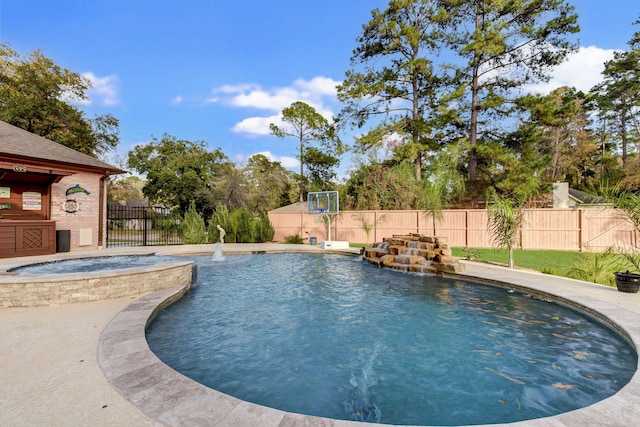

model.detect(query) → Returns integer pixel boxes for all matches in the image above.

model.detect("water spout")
[212,242,225,262]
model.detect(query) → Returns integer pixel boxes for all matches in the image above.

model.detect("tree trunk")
[412,53,422,182]
[621,113,628,166]
[469,12,481,183]
[299,137,304,202]
[508,246,514,268]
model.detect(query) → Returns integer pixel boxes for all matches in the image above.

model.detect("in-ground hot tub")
[0,254,196,307]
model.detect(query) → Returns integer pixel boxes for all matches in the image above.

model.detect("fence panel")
[581,208,637,251]
[269,208,638,252]
[107,206,181,247]
[521,209,580,251]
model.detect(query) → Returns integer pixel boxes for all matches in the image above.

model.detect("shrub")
[158,216,180,243]
[208,205,231,243]
[284,234,304,244]
[462,247,480,261]
[254,211,275,242]
[233,207,253,243]
[567,247,617,286]
[180,201,206,244]
[207,206,274,243]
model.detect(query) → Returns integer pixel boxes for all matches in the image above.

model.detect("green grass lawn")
[353,243,582,276]
[450,248,581,277]
[353,244,630,286]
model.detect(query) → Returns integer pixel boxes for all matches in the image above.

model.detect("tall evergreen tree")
[441,0,579,198]
[517,87,599,189]
[337,0,446,181]
[269,101,340,201]
[590,17,640,179]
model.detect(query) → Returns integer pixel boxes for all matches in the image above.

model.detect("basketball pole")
[324,213,332,241]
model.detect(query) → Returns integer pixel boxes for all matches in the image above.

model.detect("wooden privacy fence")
[268,208,638,252]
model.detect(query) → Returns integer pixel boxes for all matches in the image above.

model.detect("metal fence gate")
[106,205,182,247]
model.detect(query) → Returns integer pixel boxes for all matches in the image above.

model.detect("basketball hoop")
[307,191,339,240]
[307,191,338,216]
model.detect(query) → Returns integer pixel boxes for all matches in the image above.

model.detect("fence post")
[465,210,469,248]
[143,208,148,246]
[578,209,583,252]
[374,211,377,244]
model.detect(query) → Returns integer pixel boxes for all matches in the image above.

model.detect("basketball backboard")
[307,191,339,215]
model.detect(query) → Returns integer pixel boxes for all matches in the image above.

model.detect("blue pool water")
[9,255,176,274]
[146,253,637,426]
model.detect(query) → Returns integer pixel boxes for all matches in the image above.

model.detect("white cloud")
[290,76,339,98]
[211,76,341,136]
[82,72,121,106]
[231,114,281,135]
[171,95,184,105]
[523,46,618,94]
[231,87,301,111]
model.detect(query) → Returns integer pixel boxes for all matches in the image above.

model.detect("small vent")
[22,228,43,249]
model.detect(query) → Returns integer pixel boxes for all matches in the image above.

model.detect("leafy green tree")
[243,154,293,212]
[127,134,227,212]
[515,87,601,190]
[417,145,466,234]
[232,207,253,243]
[107,175,144,203]
[202,161,248,213]
[441,0,579,195]
[600,183,640,273]
[270,101,341,201]
[337,0,446,181]
[302,146,340,192]
[0,43,119,157]
[343,160,420,210]
[471,130,549,200]
[208,206,274,243]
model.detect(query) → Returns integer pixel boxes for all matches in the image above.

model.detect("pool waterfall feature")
[362,234,464,274]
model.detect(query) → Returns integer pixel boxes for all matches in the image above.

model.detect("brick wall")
[51,172,105,250]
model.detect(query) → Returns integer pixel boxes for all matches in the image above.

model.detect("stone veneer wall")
[0,261,194,308]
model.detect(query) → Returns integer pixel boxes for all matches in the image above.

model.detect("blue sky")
[1,1,638,177]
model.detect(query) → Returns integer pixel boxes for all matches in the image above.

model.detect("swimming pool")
[146,253,637,426]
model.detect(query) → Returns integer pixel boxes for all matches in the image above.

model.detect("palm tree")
[487,195,527,268]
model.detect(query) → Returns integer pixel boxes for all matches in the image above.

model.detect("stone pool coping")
[96,250,640,427]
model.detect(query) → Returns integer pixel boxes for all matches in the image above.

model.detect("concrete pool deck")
[1,244,639,426]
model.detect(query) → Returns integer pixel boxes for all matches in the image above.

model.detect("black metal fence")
[106,205,182,247]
